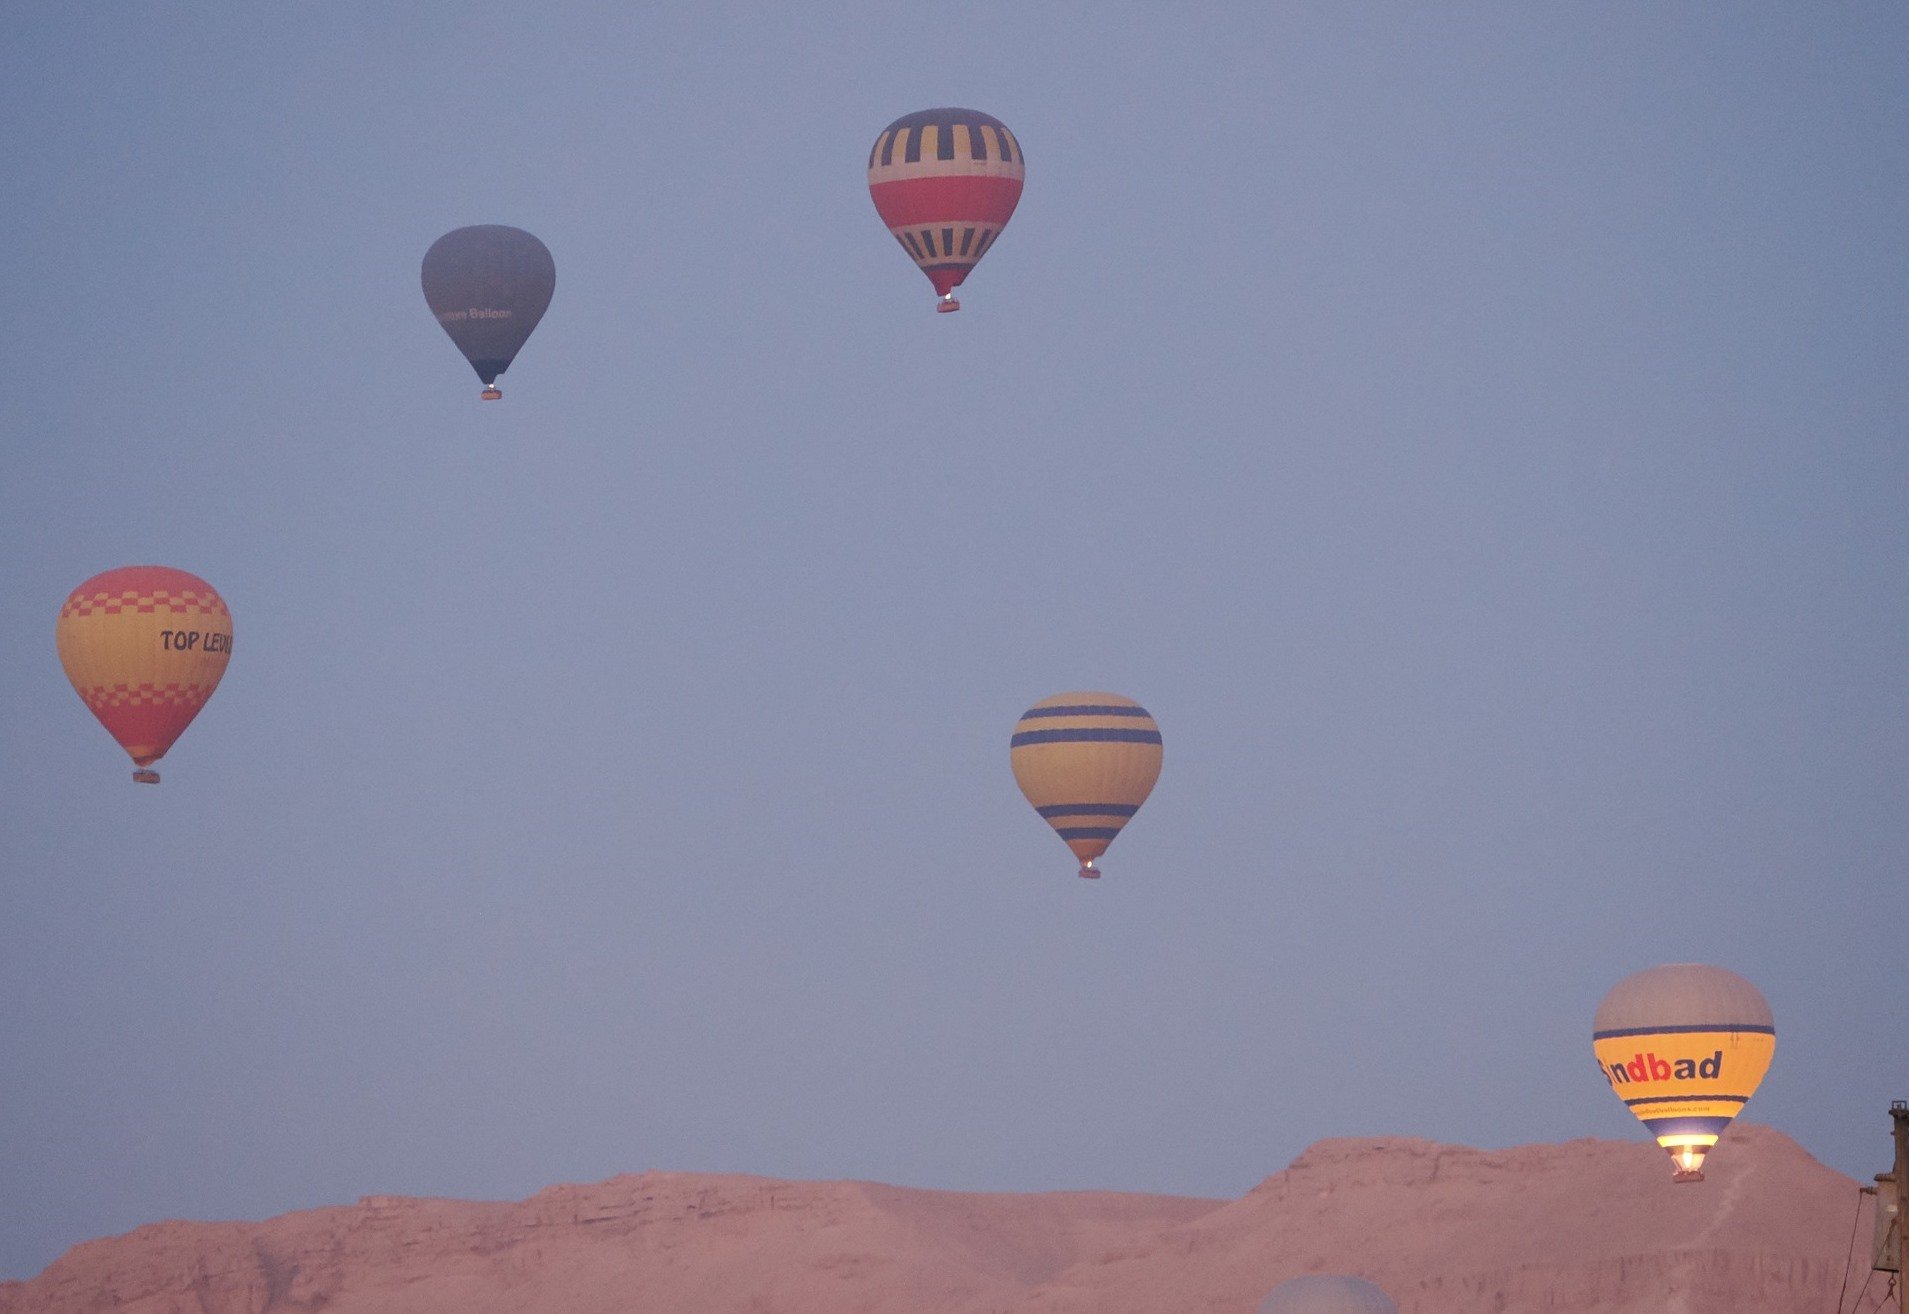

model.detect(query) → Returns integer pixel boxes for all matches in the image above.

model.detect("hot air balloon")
[1011,692,1161,879]
[421,225,555,400]
[1258,1275,1399,1314]
[56,566,233,784]
[1592,963,1775,1182]
[868,108,1024,313]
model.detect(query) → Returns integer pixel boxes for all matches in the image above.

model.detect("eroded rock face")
[0,1125,1872,1314]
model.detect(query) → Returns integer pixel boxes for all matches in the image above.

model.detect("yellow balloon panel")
[1592,1028,1776,1144]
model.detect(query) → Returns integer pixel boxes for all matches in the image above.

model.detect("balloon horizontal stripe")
[868,152,1023,187]
[1035,803,1140,818]
[1641,1116,1732,1133]
[81,683,212,709]
[1594,1024,1776,1039]
[1011,728,1163,747]
[871,176,1023,227]
[61,590,229,618]
[1622,1093,1750,1108]
[1019,704,1155,720]
[1054,827,1122,841]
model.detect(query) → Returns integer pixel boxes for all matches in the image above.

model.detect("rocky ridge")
[0,1124,1876,1313]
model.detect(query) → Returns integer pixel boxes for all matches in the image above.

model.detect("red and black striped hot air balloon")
[868,108,1024,313]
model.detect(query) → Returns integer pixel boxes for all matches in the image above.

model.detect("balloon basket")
[1077,863,1100,880]
[936,296,960,314]
[1668,1144,1709,1182]
[132,768,160,785]
[480,386,503,401]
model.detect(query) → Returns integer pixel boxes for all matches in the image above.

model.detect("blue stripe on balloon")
[1594,1024,1775,1039]
[1036,803,1139,818]
[1639,1115,1734,1136]
[1011,728,1162,747]
[1019,704,1153,720]
[1054,827,1122,841]
[1623,1094,1749,1108]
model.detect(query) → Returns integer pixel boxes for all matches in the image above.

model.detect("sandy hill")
[0,1124,1876,1313]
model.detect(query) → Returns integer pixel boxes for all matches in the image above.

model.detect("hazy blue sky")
[2,2,1903,1283]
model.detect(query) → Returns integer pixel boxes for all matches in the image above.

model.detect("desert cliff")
[0,1123,1874,1313]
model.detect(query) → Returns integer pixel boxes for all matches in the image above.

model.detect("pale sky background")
[1,2,1904,1283]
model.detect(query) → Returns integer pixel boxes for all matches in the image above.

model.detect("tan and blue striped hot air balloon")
[1011,692,1162,879]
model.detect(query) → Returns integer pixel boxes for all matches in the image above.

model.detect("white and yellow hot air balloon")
[1592,963,1775,1182]
[1010,692,1161,879]
[1258,1275,1398,1314]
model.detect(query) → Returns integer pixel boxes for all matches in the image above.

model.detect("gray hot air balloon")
[421,225,555,400]
[1258,1275,1399,1314]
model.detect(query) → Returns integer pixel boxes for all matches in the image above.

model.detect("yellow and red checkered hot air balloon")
[1592,963,1775,1183]
[56,566,233,784]
[868,108,1024,313]
[1011,692,1162,879]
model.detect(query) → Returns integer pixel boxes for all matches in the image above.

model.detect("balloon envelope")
[1592,963,1775,1181]
[868,108,1023,310]
[56,566,232,782]
[1258,1275,1399,1314]
[1010,692,1161,878]
[420,225,555,395]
